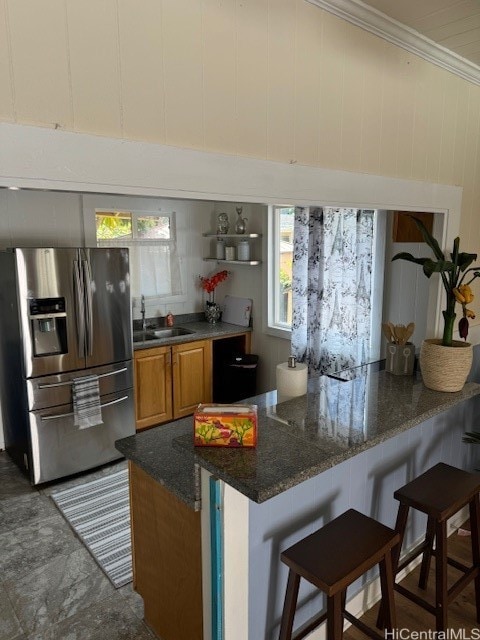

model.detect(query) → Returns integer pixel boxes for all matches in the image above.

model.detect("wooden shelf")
[203,258,261,265]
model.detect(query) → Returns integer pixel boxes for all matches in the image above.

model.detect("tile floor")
[0,451,156,640]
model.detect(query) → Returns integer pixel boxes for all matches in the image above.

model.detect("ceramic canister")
[225,246,236,261]
[237,240,250,261]
[216,239,225,260]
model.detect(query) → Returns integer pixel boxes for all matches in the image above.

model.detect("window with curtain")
[95,210,183,300]
[291,207,376,374]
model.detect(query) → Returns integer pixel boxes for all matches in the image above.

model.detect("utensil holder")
[385,342,415,376]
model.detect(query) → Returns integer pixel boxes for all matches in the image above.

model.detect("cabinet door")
[172,340,212,418]
[129,462,203,640]
[134,346,173,430]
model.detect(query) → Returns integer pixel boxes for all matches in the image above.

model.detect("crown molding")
[306,0,480,86]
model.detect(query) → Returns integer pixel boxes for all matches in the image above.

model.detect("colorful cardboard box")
[194,404,257,447]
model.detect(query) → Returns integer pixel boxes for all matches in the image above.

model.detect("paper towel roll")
[276,361,308,403]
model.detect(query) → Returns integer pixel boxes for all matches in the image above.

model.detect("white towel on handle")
[72,374,103,429]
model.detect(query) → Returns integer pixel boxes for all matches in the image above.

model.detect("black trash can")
[220,353,259,403]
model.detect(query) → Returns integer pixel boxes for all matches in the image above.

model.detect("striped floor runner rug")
[51,468,132,588]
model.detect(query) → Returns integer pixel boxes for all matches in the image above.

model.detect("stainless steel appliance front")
[0,247,134,484]
[29,389,134,484]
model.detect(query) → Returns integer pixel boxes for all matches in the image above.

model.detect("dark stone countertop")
[132,319,252,350]
[116,367,480,510]
[116,417,200,509]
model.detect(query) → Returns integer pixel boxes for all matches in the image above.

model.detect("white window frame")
[95,207,185,305]
[95,208,176,243]
[267,205,293,340]
[81,193,187,308]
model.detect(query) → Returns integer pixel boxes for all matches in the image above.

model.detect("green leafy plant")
[392,217,480,347]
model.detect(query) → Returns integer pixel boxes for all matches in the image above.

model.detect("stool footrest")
[397,541,430,573]
[344,610,386,640]
[448,566,480,603]
[290,612,327,640]
[419,547,471,574]
[446,556,471,574]
[395,583,437,616]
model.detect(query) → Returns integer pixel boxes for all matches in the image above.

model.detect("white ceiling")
[361,0,480,67]
[307,0,480,84]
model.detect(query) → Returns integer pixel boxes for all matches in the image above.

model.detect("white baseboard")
[303,506,470,640]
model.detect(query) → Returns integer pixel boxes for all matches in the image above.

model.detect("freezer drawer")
[27,361,133,411]
[29,388,134,484]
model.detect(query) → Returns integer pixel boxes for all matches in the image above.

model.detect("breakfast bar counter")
[117,366,480,507]
[116,366,480,640]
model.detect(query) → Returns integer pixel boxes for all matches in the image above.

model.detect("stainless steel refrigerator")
[0,247,135,484]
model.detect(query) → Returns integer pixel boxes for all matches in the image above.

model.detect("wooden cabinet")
[134,339,212,431]
[172,340,212,418]
[134,345,173,430]
[129,462,203,640]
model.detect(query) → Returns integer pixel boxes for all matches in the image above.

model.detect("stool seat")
[282,509,399,597]
[394,462,480,520]
[378,462,480,632]
[279,509,399,640]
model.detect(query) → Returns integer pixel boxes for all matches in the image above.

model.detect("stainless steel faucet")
[141,295,146,332]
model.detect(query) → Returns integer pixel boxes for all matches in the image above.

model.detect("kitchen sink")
[152,327,195,338]
[133,327,195,342]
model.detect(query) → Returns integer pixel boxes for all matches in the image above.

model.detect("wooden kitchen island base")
[129,462,203,640]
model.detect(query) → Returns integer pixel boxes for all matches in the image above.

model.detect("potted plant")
[392,217,479,392]
[199,269,229,324]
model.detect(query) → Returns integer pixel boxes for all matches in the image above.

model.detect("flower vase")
[205,300,221,324]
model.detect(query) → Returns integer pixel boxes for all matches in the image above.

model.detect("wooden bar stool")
[378,462,480,631]
[278,508,400,640]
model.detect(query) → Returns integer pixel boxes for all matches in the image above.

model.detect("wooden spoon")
[382,323,394,343]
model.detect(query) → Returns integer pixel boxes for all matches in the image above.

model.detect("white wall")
[0,189,85,248]
[209,202,289,393]
[381,213,431,355]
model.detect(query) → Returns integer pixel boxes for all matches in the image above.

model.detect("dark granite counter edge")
[116,378,480,509]
[190,381,480,504]
[133,320,252,350]
[115,420,202,511]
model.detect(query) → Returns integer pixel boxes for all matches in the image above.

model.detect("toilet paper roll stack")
[276,361,308,404]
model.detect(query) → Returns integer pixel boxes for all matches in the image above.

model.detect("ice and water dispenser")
[29,297,67,356]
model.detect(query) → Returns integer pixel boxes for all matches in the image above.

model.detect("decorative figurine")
[217,212,230,234]
[234,207,248,234]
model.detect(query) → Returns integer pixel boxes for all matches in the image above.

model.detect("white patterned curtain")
[291,207,375,374]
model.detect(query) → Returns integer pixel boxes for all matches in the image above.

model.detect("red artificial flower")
[199,270,229,294]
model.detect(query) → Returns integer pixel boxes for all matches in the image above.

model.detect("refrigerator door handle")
[82,259,94,357]
[38,367,129,389]
[39,395,129,421]
[73,259,85,358]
